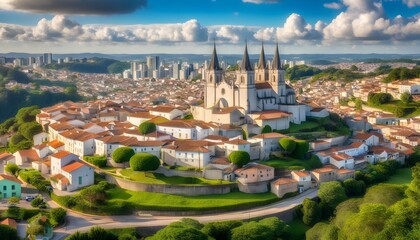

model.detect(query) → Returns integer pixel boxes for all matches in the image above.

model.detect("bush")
[130,153,161,171]
[30,196,45,208]
[0,224,19,240]
[228,151,251,167]
[2,207,40,221]
[202,220,243,240]
[279,138,296,154]
[84,156,107,168]
[258,217,290,238]
[261,125,272,134]
[231,221,275,240]
[302,198,321,226]
[9,133,26,145]
[292,140,309,159]
[50,208,67,226]
[318,181,347,209]
[138,121,156,135]
[343,178,366,197]
[18,122,42,140]
[4,163,20,177]
[112,147,135,163]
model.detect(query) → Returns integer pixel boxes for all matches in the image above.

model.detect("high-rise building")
[172,63,181,79]
[131,61,139,80]
[43,53,52,64]
[28,57,35,66]
[146,56,159,76]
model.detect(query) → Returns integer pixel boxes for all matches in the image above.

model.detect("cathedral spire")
[272,42,281,70]
[240,42,253,71]
[208,42,221,71]
[257,42,266,70]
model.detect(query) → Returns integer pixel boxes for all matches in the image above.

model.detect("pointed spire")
[272,42,281,70]
[240,41,253,71]
[208,41,221,71]
[257,42,266,70]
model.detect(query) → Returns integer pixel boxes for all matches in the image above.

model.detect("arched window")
[241,76,244,83]
[272,76,276,82]
[209,75,213,83]
[259,75,261,81]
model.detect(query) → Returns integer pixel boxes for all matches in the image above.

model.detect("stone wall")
[105,174,236,196]
[237,181,269,193]
[154,166,202,178]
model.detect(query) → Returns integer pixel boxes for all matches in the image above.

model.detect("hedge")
[84,156,107,168]
[112,147,135,163]
[130,153,160,171]
[2,207,41,221]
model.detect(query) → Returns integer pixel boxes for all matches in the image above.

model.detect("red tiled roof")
[62,161,86,173]
[0,174,22,184]
[50,173,69,184]
[0,218,17,228]
[51,150,73,159]
[272,178,297,186]
[48,140,65,149]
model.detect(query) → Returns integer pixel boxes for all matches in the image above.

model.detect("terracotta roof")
[292,171,310,177]
[51,150,73,159]
[150,105,179,113]
[158,120,195,128]
[255,82,272,90]
[272,178,297,186]
[0,174,22,184]
[336,169,355,174]
[0,218,17,229]
[163,140,214,153]
[51,173,69,184]
[33,143,48,150]
[330,153,353,161]
[128,112,156,118]
[62,161,86,173]
[210,157,231,165]
[224,138,249,145]
[255,111,291,120]
[353,133,376,140]
[370,146,398,155]
[310,107,326,113]
[312,167,335,174]
[48,140,65,149]
[205,135,229,142]
[235,163,274,173]
[49,122,75,131]
[14,149,42,161]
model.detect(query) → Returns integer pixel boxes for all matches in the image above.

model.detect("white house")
[161,140,215,168]
[149,106,184,120]
[352,133,380,146]
[127,112,156,126]
[33,132,48,146]
[329,153,355,170]
[366,146,400,164]
[291,171,312,192]
[252,132,286,160]
[223,138,250,156]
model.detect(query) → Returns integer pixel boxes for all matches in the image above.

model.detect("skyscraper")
[146,56,159,76]
[172,62,181,79]
[43,53,52,64]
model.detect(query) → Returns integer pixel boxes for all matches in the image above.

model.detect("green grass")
[288,218,310,240]
[106,187,279,212]
[366,100,420,118]
[385,168,413,185]
[119,169,231,185]
[261,155,323,170]
[288,121,321,133]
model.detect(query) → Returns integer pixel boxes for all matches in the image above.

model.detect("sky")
[0,0,419,54]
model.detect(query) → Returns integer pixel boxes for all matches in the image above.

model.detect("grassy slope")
[119,169,231,185]
[106,188,279,211]
[385,168,413,185]
[261,156,322,170]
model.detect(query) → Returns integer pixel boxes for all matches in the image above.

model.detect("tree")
[18,122,43,140]
[301,198,321,226]
[112,147,135,164]
[138,121,156,135]
[66,232,90,240]
[228,151,251,167]
[0,224,19,240]
[119,234,136,240]
[79,185,107,208]
[318,181,347,209]
[202,220,243,240]
[355,97,362,110]
[15,106,39,124]
[258,217,290,238]
[130,153,160,171]
[7,196,20,206]
[50,208,67,226]
[261,125,272,134]
[31,196,45,208]
[9,133,26,145]
[88,226,111,239]
[231,222,275,240]
[169,218,204,230]
[400,92,413,104]
[343,178,366,197]
[150,223,212,240]
[292,140,309,159]
[5,163,20,177]
[306,222,339,240]
[350,65,358,71]
[279,138,296,155]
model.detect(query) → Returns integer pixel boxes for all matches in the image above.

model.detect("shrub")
[130,153,161,171]
[138,121,156,135]
[0,224,19,240]
[30,196,45,208]
[9,133,26,145]
[292,140,309,159]
[261,125,272,134]
[202,220,243,240]
[258,217,290,238]
[343,178,366,197]
[231,222,275,240]
[112,147,135,163]
[18,122,43,140]
[228,151,251,167]
[84,156,107,168]
[4,163,20,177]
[302,198,321,226]
[318,181,347,209]
[279,138,296,154]
[50,208,67,226]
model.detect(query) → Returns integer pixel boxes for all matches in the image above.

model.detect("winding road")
[49,189,318,240]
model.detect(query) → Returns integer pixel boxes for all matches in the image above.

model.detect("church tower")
[255,43,268,82]
[236,43,257,113]
[205,43,223,108]
[269,43,286,98]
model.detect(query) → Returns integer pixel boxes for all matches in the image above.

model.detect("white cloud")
[323,2,343,10]
[403,0,420,8]
[242,0,279,4]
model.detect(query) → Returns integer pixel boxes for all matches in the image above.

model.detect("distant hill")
[44,57,130,74]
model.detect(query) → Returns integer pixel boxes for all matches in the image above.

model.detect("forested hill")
[0,66,83,122]
[44,57,130,74]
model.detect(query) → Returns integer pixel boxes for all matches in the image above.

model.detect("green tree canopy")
[79,185,107,208]
[400,92,413,104]
[231,222,275,240]
[292,140,309,159]
[130,153,161,171]
[318,181,347,209]
[261,125,272,134]
[18,122,43,140]
[0,224,18,240]
[343,178,366,197]
[228,151,251,167]
[302,198,321,226]
[202,220,243,240]
[279,138,296,154]
[15,106,40,124]
[112,147,135,163]
[5,163,20,177]
[258,217,290,238]
[138,121,156,135]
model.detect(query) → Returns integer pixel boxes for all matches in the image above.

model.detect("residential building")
[271,178,298,198]
[0,174,22,198]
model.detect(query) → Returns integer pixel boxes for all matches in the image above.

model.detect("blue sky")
[0,0,419,54]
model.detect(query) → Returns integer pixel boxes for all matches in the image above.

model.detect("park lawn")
[385,168,413,185]
[288,218,311,240]
[106,187,279,211]
[119,169,231,185]
[261,156,322,170]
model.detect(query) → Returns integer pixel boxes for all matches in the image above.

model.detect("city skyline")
[0,0,419,54]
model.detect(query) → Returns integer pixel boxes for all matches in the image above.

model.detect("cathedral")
[192,43,323,132]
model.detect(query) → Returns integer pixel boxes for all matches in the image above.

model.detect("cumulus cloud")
[254,14,323,43]
[323,2,343,10]
[208,25,259,43]
[242,0,279,4]
[0,16,208,43]
[0,0,147,15]
[403,0,420,8]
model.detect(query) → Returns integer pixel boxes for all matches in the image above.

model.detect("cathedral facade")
[192,43,312,131]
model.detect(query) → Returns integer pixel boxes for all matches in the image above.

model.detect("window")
[12,192,16,197]
[209,76,213,83]
[272,76,276,82]
[241,76,244,83]
[78,176,82,185]
[3,186,6,191]
[11,185,15,190]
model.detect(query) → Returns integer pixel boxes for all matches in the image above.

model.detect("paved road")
[51,189,318,240]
